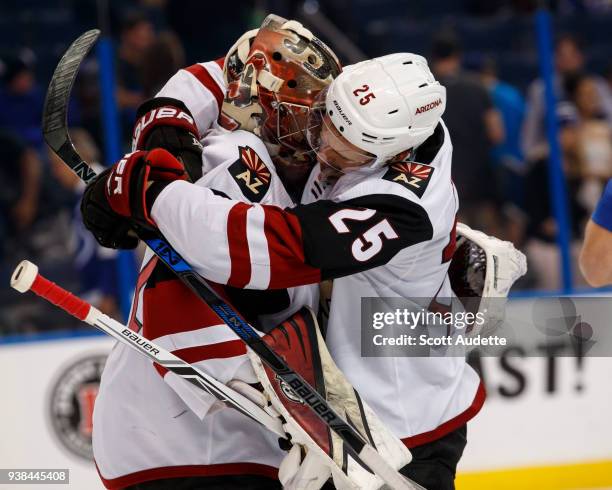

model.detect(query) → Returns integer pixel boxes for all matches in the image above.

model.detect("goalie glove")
[448,222,527,337]
[246,307,415,490]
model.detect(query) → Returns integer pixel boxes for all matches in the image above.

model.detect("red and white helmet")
[307,53,446,170]
[220,14,341,160]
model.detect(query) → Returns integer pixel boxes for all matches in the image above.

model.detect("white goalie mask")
[306,53,446,172]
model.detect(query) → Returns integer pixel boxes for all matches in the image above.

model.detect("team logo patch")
[382,162,434,198]
[228,146,272,202]
[48,354,107,460]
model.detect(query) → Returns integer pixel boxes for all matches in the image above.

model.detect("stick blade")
[42,29,100,183]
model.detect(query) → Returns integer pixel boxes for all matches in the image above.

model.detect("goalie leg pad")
[248,307,412,489]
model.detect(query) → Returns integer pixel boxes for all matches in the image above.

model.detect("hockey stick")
[43,30,417,489]
[10,260,285,437]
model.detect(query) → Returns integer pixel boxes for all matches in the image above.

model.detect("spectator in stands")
[522,34,612,164]
[0,129,41,256]
[522,104,588,289]
[48,129,120,318]
[142,30,185,98]
[478,57,527,242]
[116,11,156,144]
[565,72,612,212]
[479,57,526,176]
[0,52,45,151]
[430,34,504,234]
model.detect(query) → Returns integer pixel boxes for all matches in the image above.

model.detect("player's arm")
[150,179,433,289]
[82,150,433,288]
[579,180,612,287]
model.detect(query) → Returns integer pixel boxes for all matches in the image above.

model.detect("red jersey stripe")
[184,64,224,112]
[215,57,225,69]
[153,362,168,378]
[142,280,224,340]
[172,340,247,364]
[263,206,321,288]
[128,257,158,332]
[227,203,252,288]
[401,380,486,448]
[96,461,278,489]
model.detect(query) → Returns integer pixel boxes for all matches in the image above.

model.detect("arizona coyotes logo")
[382,162,434,198]
[229,146,271,202]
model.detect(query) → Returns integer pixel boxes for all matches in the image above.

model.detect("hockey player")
[81,52,525,489]
[82,15,345,490]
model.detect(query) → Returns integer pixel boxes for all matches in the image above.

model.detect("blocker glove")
[81,148,188,249]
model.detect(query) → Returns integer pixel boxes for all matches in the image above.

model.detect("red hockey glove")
[105,148,187,227]
[81,149,187,249]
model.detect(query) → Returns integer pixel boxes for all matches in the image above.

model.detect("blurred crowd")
[0,0,611,334]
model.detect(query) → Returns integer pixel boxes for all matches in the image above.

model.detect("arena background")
[1,0,611,488]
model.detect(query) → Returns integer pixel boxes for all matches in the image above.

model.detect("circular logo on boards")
[48,354,107,460]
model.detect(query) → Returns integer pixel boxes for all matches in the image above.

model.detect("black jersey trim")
[413,122,445,165]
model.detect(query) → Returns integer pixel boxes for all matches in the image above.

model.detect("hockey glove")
[132,97,204,182]
[81,149,187,249]
[449,222,527,337]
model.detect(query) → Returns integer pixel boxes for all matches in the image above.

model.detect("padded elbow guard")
[132,97,204,181]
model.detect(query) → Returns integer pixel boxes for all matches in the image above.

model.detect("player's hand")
[80,148,188,249]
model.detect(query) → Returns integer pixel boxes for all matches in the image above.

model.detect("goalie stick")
[10,260,284,437]
[43,30,418,489]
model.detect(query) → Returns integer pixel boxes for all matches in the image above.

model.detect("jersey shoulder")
[156,59,226,137]
[197,130,291,206]
[335,122,450,206]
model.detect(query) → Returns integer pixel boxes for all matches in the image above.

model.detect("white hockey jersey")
[149,121,484,451]
[301,122,484,447]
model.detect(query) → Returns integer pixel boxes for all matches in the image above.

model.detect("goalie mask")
[220,14,341,183]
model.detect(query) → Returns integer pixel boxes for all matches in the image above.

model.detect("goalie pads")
[448,222,527,337]
[247,307,414,489]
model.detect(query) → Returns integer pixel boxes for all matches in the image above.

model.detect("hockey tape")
[11,260,91,321]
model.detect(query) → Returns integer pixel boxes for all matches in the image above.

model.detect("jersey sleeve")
[156,59,226,137]
[150,181,433,290]
[592,179,612,231]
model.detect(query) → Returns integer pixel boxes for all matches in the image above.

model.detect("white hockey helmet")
[307,53,446,170]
